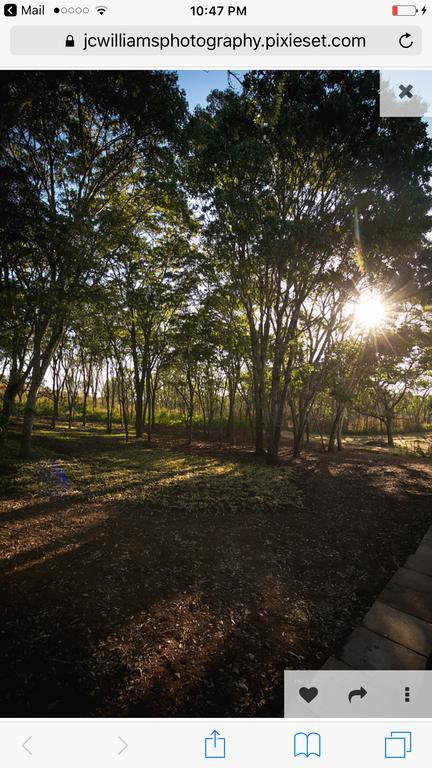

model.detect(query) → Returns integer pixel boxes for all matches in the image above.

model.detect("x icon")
[399,84,414,100]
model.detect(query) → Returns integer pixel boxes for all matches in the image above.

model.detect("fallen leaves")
[1,428,432,716]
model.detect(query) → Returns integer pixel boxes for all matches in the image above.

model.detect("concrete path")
[324,525,432,670]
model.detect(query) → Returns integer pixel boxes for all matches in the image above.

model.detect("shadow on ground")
[1,426,432,716]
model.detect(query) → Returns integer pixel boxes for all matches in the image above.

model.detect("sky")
[175,70,243,110]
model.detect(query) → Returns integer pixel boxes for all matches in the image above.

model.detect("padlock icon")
[65,34,75,47]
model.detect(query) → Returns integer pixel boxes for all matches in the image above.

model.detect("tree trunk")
[51,392,59,429]
[253,375,265,456]
[201,404,208,438]
[293,428,305,458]
[135,392,144,438]
[218,387,226,448]
[19,382,39,459]
[145,368,153,443]
[130,324,144,439]
[115,357,129,442]
[122,398,129,442]
[110,376,115,433]
[81,355,93,428]
[106,360,112,434]
[266,425,281,465]
[267,383,291,465]
[121,389,129,441]
[143,391,149,437]
[92,378,98,411]
[82,390,88,427]
[328,405,343,453]
[186,366,194,446]
[292,403,309,459]
[151,371,159,430]
[385,411,395,447]
[337,414,344,451]
[227,382,236,446]
[18,322,65,458]
[0,378,21,445]
[292,409,310,458]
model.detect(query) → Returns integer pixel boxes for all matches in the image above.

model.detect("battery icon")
[392,4,418,14]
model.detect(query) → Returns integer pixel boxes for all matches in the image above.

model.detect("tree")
[357,331,424,447]
[326,337,368,452]
[104,198,197,440]
[192,70,432,461]
[0,71,188,456]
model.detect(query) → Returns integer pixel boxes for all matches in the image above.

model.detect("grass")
[0,425,302,514]
[279,429,432,458]
[2,422,432,716]
[340,433,432,456]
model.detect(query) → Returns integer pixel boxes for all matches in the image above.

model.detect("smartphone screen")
[1,1,432,765]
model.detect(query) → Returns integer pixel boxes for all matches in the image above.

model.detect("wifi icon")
[95,4,107,13]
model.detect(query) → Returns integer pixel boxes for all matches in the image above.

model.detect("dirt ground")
[1,428,432,717]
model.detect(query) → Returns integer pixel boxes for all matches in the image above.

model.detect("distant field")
[338,434,432,456]
[280,430,432,457]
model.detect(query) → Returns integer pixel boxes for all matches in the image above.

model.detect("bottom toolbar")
[0,719,431,767]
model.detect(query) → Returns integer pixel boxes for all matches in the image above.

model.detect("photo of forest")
[1,70,432,716]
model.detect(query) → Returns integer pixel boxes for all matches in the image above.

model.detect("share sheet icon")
[205,730,226,759]
[348,686,367,703]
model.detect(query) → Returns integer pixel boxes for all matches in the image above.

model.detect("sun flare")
[353,292,387,331]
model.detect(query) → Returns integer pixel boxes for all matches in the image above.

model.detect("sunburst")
[353,291,387,331]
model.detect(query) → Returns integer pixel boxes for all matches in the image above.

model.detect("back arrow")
[22,736,32,755]
[348,686,367,703]
[118,736,128,755]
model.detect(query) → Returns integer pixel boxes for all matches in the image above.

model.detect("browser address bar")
[10,25,422,56]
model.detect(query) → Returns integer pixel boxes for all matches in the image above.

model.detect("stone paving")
[324,525,432,670]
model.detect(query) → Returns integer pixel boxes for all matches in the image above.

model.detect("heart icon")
[299,686,318,703]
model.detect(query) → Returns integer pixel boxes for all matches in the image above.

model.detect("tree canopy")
[1,70,432,462]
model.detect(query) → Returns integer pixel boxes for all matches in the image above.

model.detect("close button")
[399,83,414,99]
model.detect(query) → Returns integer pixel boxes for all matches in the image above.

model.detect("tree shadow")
[1,439,432,716]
